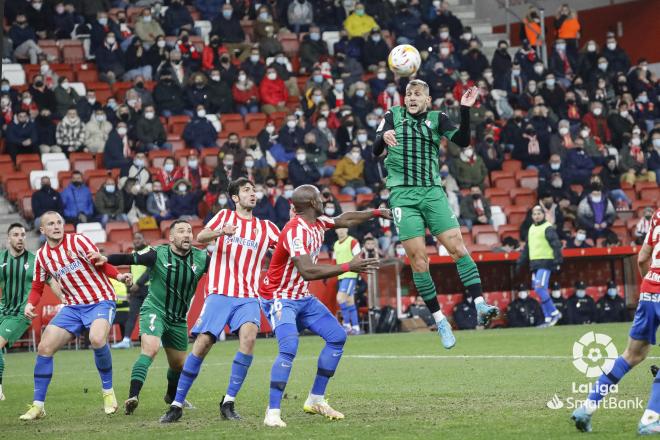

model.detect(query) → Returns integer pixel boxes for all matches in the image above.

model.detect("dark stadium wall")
[493,0,660,64]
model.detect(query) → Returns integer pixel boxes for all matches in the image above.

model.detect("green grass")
[0,323,655,438]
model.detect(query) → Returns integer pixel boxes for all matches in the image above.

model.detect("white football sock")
[172,401,183,408]
[224,394,235,403]
[307,393,325,405]
[584,399,598,415]
[432,310,445,323]
[33,400,44,408]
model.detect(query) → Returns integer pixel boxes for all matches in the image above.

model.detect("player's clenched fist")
[117,272,133,287]
[87,251,107,266]
[383,130,398,146]
[24,303,37,320]
[348,256,380,273]
[222,224,237,236]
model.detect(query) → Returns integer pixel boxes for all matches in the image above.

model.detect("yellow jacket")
[344,13,378,39]
[331,156,365,186]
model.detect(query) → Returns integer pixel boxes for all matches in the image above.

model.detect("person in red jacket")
[172,150,209,191]
[232,69,260,116]
[155,156,180,193]
[581,101,612,144]
[258,67,288,115]
[202,35,229,72]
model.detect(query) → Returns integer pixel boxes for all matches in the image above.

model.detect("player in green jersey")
[92,220,210,415]
[0,224,34,400]
[374,80,498,349]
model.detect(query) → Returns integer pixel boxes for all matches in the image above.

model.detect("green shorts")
[0,314,31,347]
[389,186,459,241]
[139,304,189,352]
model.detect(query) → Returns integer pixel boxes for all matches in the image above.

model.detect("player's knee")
[192,334,214,358]
[37,341,55,356]
[278,334,299,359]
[346,297,355,306]
[325,324,347,346]
[446,236,467,260]
[623,347,648,367]
[410,252,429,272]
[88,334,107,349]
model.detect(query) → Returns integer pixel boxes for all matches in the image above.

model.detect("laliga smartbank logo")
[546,331,643,411]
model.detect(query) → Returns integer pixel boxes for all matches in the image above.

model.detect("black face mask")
[35,81,44,88]
[136,82,144,89]
[120,113,130,121]
[73,181,82,187]
[526,128,536,135]
[514,116,523,123]
[472,194,481,200]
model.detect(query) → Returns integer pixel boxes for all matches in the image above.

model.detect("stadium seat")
[108,228,134,244]
[75,69,99,83]
[490,171,516,191]
[29,170,58,190]
[516,169,538,190]
[0,160,15,177]
[70,152,96,173]
[201,147,220,168]
[19,196,33,220]
[148,150,172,169]
[511,188,536,206]
[497,224,520,241]
[471,225,500,247]
[504,206,528,226]
[336,194,354,202]
[76,222,107,244]
[17,159,43,174]
[3,64,26,85]
[280,35,300,57]
[140,229,162,242]
[159,219,176,236]
[490,205,507,230]
[484,188,511,207]
[356,193,374,206]
[501,160,522,173]
[322,31,340,55]
[42,153,72,174]
[340,202,357,212]
[245,113,267,131]
[96,241,122,254]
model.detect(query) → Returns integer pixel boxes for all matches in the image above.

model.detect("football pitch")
[0,323,654,439]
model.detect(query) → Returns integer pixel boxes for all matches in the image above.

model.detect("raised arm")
[197,223,237,244]
[106,248,158,267]
[373,111,395,157]
[292,254,379,281]
[333,208,391,229]
[449,86,479,148]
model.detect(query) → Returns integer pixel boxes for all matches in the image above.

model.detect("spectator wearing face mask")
[581,101,611,144]
[538,154,568,193]
[277,115,305,158]
[565,137,595,187]
[634,207,654,245]
[272,184,294,229]
[135,9,164,45]
[83,109,112,154]
[602,34,630,74]
[512,123,550,169]
[576,40,599,80]
[599,155,631,209]
[146,180,172,222]
[120,152,152,192]
[95,177,128,226]
[9,14,43,64]
[259,68,289,115]
[169,179,203,220]
[32,176,64,226]
[608,102,635,148]
[548,40,575,86]
[96,32,126,84]
[459,186,492,230]
[566,281,596,325]
[362,29,389,71]
[153,70,186,117]
[566,228,591,249]
[5,110,38,163]
[288,147,321,187]
[648,131,660,184]
[549,281,568,325]
[35,108,58,154]
[163,0,194,36]
[173,151,208,191]
[577,185,616,240]
[53,78,80,119]
[155,157,180,193]
[332,146,372,197]
[619,133,656,186]
[596,281,627,323]
[453,291,479,330]
[56,108,86,154]
[507,284,544,327]
[183,105,218,150]
[251,184,277,223]
[393,241,407,259]
[343,3,378,39]
[104,122,132,172]
[134,105,169,151]
[62,171,95,225]
[232,70,259,116]
[450,146,488,190]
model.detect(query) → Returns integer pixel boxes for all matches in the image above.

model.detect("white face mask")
[267,73,277,80]
[598,63,608,71]
[143,15,152,22]
[464,147,474,158]
[238,74,247,82]
[157,40,166,48]
[631,137,641,146]
[587,44,596,52]
[324,207,335,216]
[551,290,561,299]
[284,189,293,199]
[255,191,264,200]
[350,152,361,162]
[164,163,174,173]
[266,125,275,134]
[224,160,234,168]
[518,291,528,300]
[287,120,297,129]
[550,162,561,170]
[95,114,106,122]
[105,184,115,193]
[188,159,198,169]
[250,54,259,62]
[40,64,49,74]
[462,33,472,40]
[211,75,221,82]
[534,66,544,74]
[439,32,449,39]
[593,107,602,116]
[197,110,206,118]
[134,158,145,168]
[606,42,616,50]
[576,232,586,241]
[546,78,556,88]
[218,197,227,205]
[440,47,450,56]
[317,120,327,129]
[144,111,155,120]
[620,111,629,118]
[555,44,566,51]
[653,139,660,149]
[117,127,127,136]
[127,99,137,107]
[377,72,386,80]
[558,127,569,136]
[357,134,368,143]
[580,129,589,138]
[178,184,187,192]
[576,290,586,298]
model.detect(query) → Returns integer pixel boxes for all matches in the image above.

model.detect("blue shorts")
[630,293,660,345]
[261,296,333,332]
[532,268,551,290]
[50,301,116,336]
[337,278,357,296]
[191,294,261,340]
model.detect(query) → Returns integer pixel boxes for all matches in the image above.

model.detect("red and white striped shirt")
[205,209,280,298]
[260,215,335,301]
[33,233,117,305]
[642,209,660,293]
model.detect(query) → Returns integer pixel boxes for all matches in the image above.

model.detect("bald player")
[260,185,387,428]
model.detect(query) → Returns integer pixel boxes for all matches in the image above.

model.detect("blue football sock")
[226,351,253,398]
[536,287,557,318]
[338,302,349,325]
[588,356,631,402]
[269,324,298,410]
[33,355,53,402]
[348,305,359,327]
[174,353,203,404]
[93,345,113,390]
[309,316,346,396]
[647,368,660,413]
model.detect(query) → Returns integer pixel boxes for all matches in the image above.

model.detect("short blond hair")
[406,79,430,95]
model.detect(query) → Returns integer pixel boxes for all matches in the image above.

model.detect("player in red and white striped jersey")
[160,178,280,423]
[20,212,132,421]
[261,185,387,428]
[572,208,660,434]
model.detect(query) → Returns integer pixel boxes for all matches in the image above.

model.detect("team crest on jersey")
[292,237,304,252]
[67,250,77,260]
[24,262,30,270]
[425,119,432,128]
[190,264,197,273]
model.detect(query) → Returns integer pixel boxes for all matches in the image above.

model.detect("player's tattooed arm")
[638,243,653,277]
[103,249,158,267]
[292,254,380,281]
[197,223,237,243]
[333,209,393,228]
[373,111,395,157]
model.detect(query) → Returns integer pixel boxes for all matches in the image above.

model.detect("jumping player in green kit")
[374,81,499,348]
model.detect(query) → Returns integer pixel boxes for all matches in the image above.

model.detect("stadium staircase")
[0,194,41,252]
[447,0,509,59]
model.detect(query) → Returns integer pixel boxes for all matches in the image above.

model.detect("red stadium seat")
[201,147,220,168]
[472,225,500,247]
[18,160,43,174]
[635,181,658,197]
[516,169,538,190]
[280,36,300,57]
[62,44,85,64]
[97,241,122,254]
[336,194,354,202]
[490,171,516,191]
[356,193,374,207]
[4,173,30,202]
[148,150,172,169]
[511,188,536,206]
[75,69,99,83]
[108,228,133,244]
[505,206,528,226]
[245,113,267,130]
[501,160,522,173]
[222,120,246,133]
[485,188,511,207]
[19,195,33,220]
[15,154,41,166]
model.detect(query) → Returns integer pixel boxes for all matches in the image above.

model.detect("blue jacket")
[252,198,277,223]
[195,0,224,20]
[6,121,38,146]
[566,148,595,185]
[273,196,291,229]
[95,44,124,73]
[288,159,320,187]
[183,117,217,148]
[31,187,64,219]
[61,183,94,218]
[103,130,132,171]
[169,191,202,218]
[163,3,194,35]
[9,25,37,49]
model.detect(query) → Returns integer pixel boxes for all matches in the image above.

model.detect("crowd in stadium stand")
[1,0,659,258]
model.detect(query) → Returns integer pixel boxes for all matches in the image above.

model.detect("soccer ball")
[388,44,421,77]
